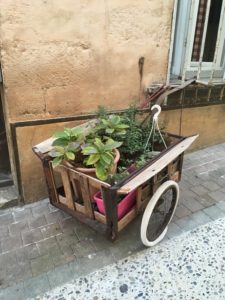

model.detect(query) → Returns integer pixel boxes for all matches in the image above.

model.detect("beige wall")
[0,0,174,122]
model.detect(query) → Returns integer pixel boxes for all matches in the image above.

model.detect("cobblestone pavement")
[1,143,225,299]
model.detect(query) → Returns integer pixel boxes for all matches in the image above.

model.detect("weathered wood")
[42,157,58,205]
[136,187,143,212]
[75,202,86,214]
[94,211,107,224]
[101,186,118,241]
[79,175,94,219]
[58,166,75,210]
[118,207,137,232]
[118,134,198,193]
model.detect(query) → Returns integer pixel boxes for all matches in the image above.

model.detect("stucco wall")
[0,0,174,122]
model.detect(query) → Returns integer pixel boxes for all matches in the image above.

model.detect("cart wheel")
[140,180,179,247]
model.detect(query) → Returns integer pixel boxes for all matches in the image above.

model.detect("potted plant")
[93,189,136,220]
[48,113,129,181]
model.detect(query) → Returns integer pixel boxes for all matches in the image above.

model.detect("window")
[170,0,225,82]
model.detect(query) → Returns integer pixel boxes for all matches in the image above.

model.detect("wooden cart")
[33,125,198,246]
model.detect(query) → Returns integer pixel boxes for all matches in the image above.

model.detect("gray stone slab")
[45,210,64,224]
[72,240,96,258]
[189,210,212,225]
[203,205,225,220]
[31,202,50,217]
[23,274,51,299]
[9,220,29,236]
[47,263,73,289]
[16,244,40,261]
[0,282,25,300]
[22,228,43,245]
[0,225,9,240]
[175,216,199,231]
[216,200,225,212]
[30,253,54,276]
[208,191,225,202]
[12,207,32,222]
[41,223,62,239]
[29,215,47,229]
[191,185,209,196]
[0,212,14,225]
[174,204,192,219]
[166,222,183,239]
[201,181,220,192]
[182,197,204,213]
[1,235,22,252]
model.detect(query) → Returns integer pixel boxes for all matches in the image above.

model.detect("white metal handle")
[151,104,161,121]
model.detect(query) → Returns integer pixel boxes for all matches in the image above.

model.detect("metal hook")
[151,104,161,121]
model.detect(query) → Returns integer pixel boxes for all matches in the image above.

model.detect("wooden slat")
[75,202,86,214]
[79,175,94,219]
[59,167,75,210]
[118,135,198,194]
[94,211,107,224]
[136,187,143,212]
[118,207,137,232]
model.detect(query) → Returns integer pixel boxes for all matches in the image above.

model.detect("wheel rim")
[146,185,177,242]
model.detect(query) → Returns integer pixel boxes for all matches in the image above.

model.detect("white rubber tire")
[140,180,179,247]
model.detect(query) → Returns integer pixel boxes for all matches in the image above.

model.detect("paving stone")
[48,203,59,212]
[189,210,212,225]
[191,185,209,196]
[41,223,62,239]
[175,216,199,231]
[174,204,192,219]
[22,228,43,245]
[216,200,225,212]
[0,212,14,226]
[197,195,217,208]
[1,235,22,252]
[23,274,51,299]
[30,253,54,276]
[72,240,96,258]
[16,244,40,261]
[29,215,47,229]
[0,282,25,300]
[0,225,9,240]
[74,224,97,240]
[9,220,29,236]
[203,205,225,220]
[208,191,225,202]
[37,236,60,255]
[31,202,50,217]
[70,249,115,280]
[182,197,204,213]
[45,210,64,224]
[47,263,73,289]
[201,181,220,192]
[166,222,183,239]
[12,207,32,222]
[56,231,79,254]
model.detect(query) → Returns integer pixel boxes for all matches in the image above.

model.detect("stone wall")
[0,0,174,202]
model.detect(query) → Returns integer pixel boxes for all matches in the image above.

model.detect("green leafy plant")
[95,115,129,139]
[49,127,85,167]
[82,138,122,180]
[49,144,80,168]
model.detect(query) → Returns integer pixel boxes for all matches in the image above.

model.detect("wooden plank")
[79,175,94,219]
[136,187,143,212]
[118,207,137,232]
[94,211,107,224]
[118,134,198,194]
[75,202,86,214]
[59,167,75,210]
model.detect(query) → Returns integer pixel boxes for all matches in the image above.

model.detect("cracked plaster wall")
[0,0,174,202]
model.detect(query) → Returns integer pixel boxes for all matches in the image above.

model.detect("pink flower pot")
[94,189,136,220]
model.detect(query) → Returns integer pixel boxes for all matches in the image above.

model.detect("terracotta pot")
[93,189,136,220]
[65,149,120,178]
